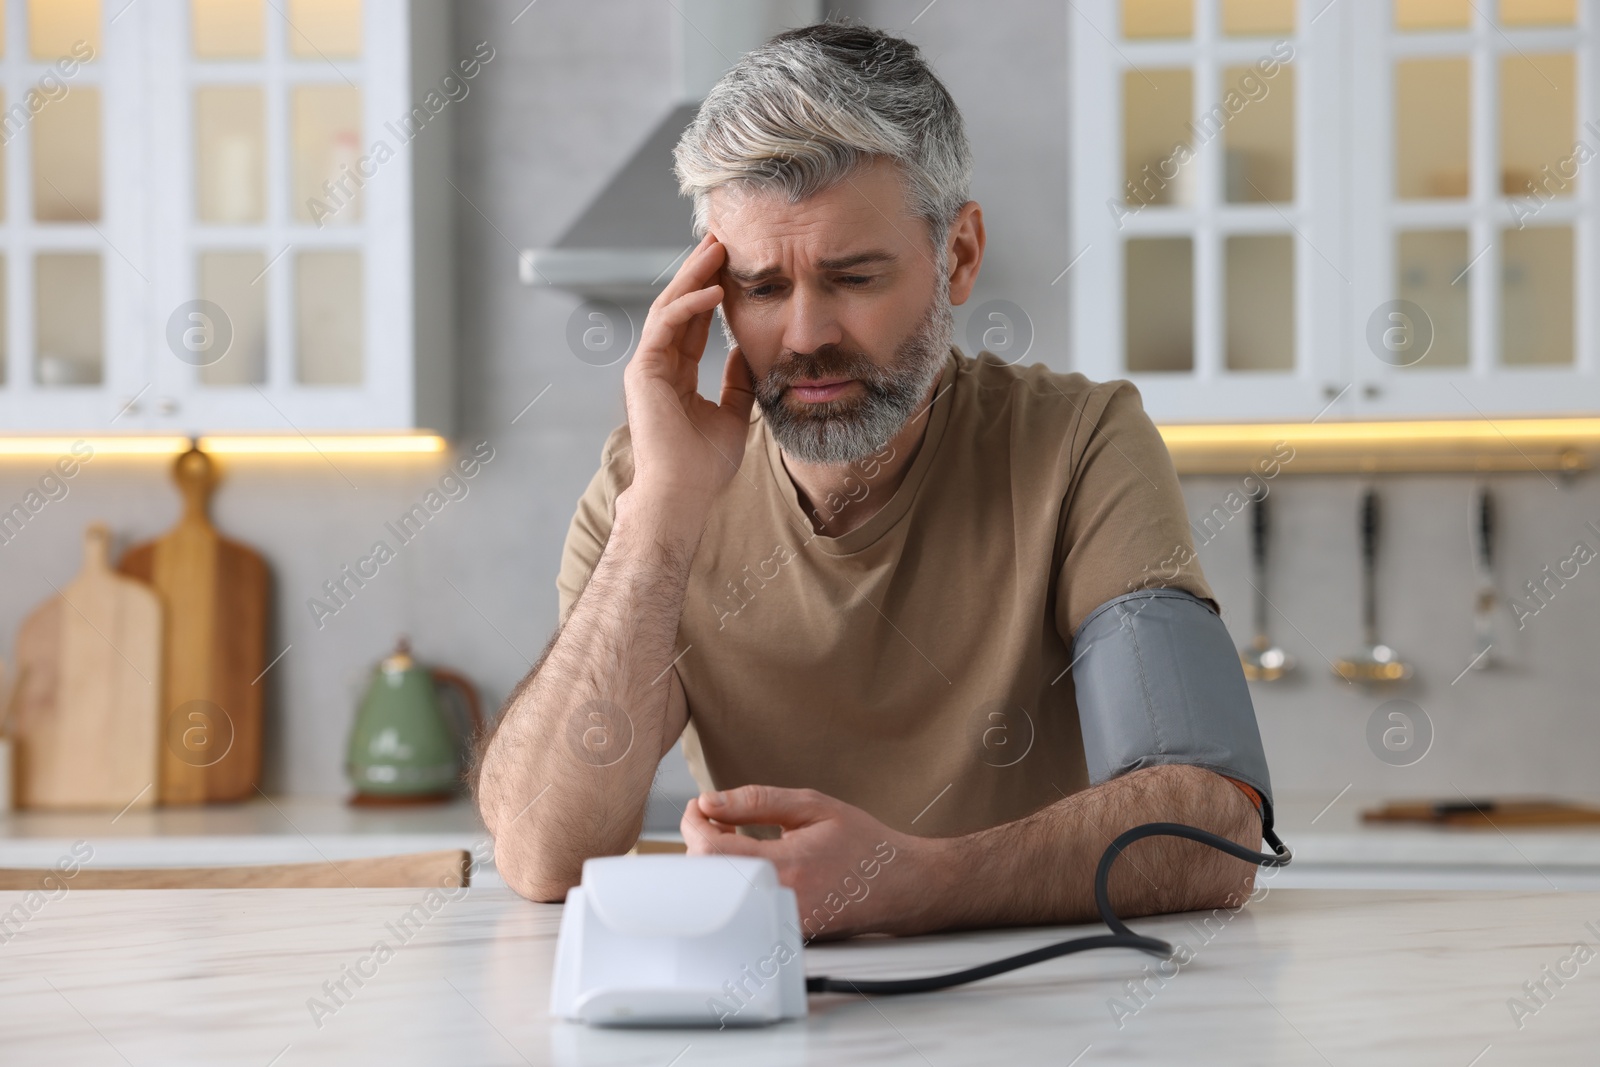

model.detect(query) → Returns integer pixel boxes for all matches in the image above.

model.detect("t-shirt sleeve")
[1052,380,1215,642]
[555,422,635,626]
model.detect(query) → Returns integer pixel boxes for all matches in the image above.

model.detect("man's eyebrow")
[722,250,899,284]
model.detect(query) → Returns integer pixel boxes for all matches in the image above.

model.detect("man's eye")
[745,285,777,300]
[837,275,873,287]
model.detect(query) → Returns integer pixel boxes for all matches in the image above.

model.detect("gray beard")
[722,279,954,466]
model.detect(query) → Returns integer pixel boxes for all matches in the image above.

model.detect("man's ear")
[945,201,986,306]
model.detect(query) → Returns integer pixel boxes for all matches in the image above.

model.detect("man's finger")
[649,231,711,312]
[681,799,768,858]
[634,284,724,369]
[651,232,725,314]
[699,785,826,828]
[719,345,755,421]
[680,797,735,835]
[682,304,714,366]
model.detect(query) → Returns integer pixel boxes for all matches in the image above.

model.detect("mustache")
[755,347,885,399]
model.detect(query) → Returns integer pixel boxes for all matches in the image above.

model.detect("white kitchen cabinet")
[1069,0,1600,423]
[0,0,454,434]
[1346,0,1598,420]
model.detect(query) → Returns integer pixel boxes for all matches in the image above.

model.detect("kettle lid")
[381,636,415,674]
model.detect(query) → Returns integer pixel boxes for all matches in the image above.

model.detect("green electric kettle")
[346,638,482,804]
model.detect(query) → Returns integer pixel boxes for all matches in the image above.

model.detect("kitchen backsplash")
[1185,472,1600,800]
[2,0,1596,803]
[3,448,1596,802]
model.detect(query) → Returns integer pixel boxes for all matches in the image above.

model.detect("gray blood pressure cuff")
[1070,588,1275,831]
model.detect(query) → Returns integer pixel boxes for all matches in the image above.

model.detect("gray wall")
[1,1,1596,821]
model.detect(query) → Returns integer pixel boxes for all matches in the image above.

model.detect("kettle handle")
[430,668,483,744]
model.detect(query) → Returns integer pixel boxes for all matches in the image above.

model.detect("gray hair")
[672,21,973,256]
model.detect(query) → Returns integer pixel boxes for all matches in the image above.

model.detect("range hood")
[519,0,822,301]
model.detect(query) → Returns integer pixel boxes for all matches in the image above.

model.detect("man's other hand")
[680,785,945,941]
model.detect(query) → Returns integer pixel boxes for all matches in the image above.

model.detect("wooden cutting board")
[119,448,271,805]
[13,523,162,810]
[1363,798,1600,827]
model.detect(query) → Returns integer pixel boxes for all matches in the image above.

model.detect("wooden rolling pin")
[0,849,470,890]
[1363,798,1600,828]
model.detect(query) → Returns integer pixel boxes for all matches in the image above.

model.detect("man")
[476,21,1273,939]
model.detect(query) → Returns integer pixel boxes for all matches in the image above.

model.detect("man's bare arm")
[475,231,754,902]
[920,765,1261,933]
[474,492,702,901]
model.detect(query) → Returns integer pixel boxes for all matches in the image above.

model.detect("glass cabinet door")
[0,0,149,429]
[145,0,406,432]
[1071,0,1344,422]
[0,0,416,433]
[1073,0,1599,421]
[1349,0,1592,417]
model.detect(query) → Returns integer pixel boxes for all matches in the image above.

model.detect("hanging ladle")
[1333,488,1413,684]
[1240,493,1294,681]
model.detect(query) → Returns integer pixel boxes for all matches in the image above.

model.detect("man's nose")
[780,284,844,357]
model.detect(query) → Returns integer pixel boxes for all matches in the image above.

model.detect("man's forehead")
[706,163,917,272]
[721,247,900,284]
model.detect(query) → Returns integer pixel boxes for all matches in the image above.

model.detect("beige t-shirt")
[556,346,1213,838]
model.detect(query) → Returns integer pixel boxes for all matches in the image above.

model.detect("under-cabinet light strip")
[197,435,449,455]
[2,418,1599,467]
[0,435,449,457]
[1158,417,1600,474]
[1158,417,1600,447]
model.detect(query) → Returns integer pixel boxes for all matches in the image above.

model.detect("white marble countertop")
[1,881,1595,1065]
